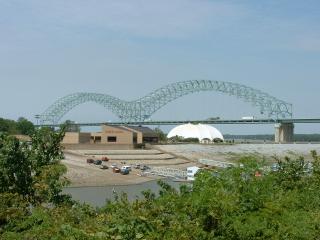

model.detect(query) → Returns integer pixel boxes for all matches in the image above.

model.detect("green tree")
[16,117,35,135]
[0,118,17,134]
[154,127,167,142]
[30,125,69,204]
[0,126,69,235]
[0,135,33,196]
[30,126,66,170]
[0,117,35,135]
[64,120,80,132]
[0,126,68,204]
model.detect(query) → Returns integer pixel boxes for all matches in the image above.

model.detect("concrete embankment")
[154,143,320,162]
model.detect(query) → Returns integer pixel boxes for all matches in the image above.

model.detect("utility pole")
[34,114,40,125]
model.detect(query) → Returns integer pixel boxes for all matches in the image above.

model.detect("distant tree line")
[0,117,35,135]
[64,120,81,132]
[0,117,82,136]
[169,136,199,143]
[154,127,167,142]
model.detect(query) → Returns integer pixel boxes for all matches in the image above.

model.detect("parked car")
[140,165,150,171]
[120,168,129,175]
[121,166,132,172]
[134,164,141,169]
[94,160,102,165]
[271,163,280,172]
[111,163,118,169]
[113,167,120,173]
[101,156,109,161]
[87,159,94,164]
[100,165,108,170]
[304,162,313,174]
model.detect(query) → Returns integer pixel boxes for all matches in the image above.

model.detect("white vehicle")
[121,165,132,172]
[187,166,200,181]
[241,116,255,120]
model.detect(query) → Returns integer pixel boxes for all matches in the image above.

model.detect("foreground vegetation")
[1,128,320,239]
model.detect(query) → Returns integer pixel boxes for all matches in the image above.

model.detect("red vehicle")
[101,156,109,161]
[86,159,94,164]
[255,171,262,177]
[113,167,120,173]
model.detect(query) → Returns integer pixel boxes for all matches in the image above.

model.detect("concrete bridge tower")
[275,123,294,143]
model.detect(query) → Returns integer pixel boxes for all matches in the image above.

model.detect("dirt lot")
[62,149,193,187]
[63,151,162,187]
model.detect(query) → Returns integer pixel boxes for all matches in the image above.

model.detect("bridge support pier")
[275,123,294,143]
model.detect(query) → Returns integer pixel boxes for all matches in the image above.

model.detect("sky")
[0,0,319,134]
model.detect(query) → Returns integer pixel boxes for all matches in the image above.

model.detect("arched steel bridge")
[40,80,292,124]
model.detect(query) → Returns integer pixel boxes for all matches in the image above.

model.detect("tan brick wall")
[121,126,143,144]
[62,133,79,144]
[101,125,133,144]
[78,133,91,143]
[63,143,134,150]
[62,132,91,144]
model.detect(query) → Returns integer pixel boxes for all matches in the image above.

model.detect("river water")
[63,179,186,207]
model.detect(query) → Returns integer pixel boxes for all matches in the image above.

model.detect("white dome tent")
[167,123,224,143]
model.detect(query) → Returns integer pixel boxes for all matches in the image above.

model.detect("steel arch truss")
[40,80,292,124]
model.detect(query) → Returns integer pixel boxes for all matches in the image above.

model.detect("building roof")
[101,124,158,137]
[167,123,224,141]
[102,124,133,132]
[125,126,157,135]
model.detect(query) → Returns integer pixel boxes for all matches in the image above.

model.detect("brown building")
[62,125,158,145]
[93,125,158,144]
[122,126,159,143]
[97,125,135,144]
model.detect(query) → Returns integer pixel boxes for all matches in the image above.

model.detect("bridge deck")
[37,118,320,127]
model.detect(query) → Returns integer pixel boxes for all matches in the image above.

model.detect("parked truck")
[241,116,255,120]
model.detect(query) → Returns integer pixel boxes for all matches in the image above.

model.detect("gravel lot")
[62,151,161,187]
[63,150,190,187]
